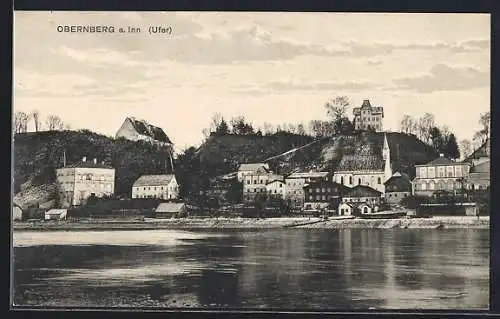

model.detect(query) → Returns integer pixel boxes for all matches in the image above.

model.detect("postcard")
[12,11,491,311]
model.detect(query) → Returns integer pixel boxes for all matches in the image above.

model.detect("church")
[332,134,392,194]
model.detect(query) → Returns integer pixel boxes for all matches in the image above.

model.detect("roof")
[466,139,490,161]
[384,173,412,192]
[127,117,172,144]
[303,181,350,194]
[336,155,385,172]
[61,161,114,169]
[345,185,382,198]
[238,163,269,172]
[266,179,285,185]
[470,160,490,174]
[286,171,329,179]
[418,156,469,167]
[155,202,186,213]
[45,209,67,215]
[133,174,175,187]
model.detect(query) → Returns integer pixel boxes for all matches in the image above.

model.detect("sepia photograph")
[12,11,490,310]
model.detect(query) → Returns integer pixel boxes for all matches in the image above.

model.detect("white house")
[338,202,355,216]
[132,174,179,199]
[237,163,269,182]
[56,157,115,208]
[266,179,287,199]
[45,209,67,220]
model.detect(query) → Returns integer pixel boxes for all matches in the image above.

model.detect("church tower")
[383,133,392,182]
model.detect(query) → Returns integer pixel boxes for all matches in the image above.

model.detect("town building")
[266,179,287,199]
[285,171,330,209]
[464,160,490,191]
[116,117,173,148]
[338,202,355,216]
[342,185,383,207]
[242,172,283,203]
[352,99,384,131]
[237,163,269,182]
[206,172,240,203]
[44,209,68,220]
[338,201,373,216]
[116,117,175,171]
[132,174,179,199]
[465,138,490,166]
[303,181,350,210]
[56,157,115,208]
[155,202,187,218]
[333,134,392,193]
[384,172,412,204]
[412,154,471,197]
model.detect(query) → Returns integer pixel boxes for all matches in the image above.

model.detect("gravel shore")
[12,216,489,231]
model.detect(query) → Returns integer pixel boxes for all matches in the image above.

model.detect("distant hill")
[13,130,173,201]
[264,131,439,177]
[13,129,438,208]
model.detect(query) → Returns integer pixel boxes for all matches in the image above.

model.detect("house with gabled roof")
[116,117,173,147]
[132,174,179,200]
[412,154,471,197]
[237,163,269,181]
[465,138,490,166]
[384,172,412,204]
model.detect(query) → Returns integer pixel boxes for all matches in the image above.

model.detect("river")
[12,228,489,310]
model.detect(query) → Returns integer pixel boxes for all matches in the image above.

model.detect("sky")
[13,11,490,153]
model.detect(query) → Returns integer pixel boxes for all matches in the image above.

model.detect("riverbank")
[12,216,489,231]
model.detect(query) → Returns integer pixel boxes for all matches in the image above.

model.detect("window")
[349,176,353,185]
[254,180,257,184]
[143,187,146,190]
[378,177,381,184]
[341,177,344,185]
[316,188,320,192]
[86,174,92,180]
[322,188,326,193]
[358,178,361,185]
[316,195,320,201]
[260,180,263,184]
[421,182,427,191]
[322,195,326,201]
[280,184,282,188]
[247,180,250,184]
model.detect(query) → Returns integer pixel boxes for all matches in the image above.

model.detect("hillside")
[263,131,438,177]
[13,130,173,201]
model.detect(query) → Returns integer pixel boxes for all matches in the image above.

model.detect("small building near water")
[338,202,355,216]
[45,209,68,221]
[155,202,187,218]
[13,205,23,221]
[384,172,412,204]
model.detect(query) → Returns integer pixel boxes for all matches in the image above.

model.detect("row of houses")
[231,135,490,215]
[56,117,181,209]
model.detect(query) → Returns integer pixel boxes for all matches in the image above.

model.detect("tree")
[459,139,472,160]
[429,126,444,153]
[45,115,64,131]
[400,115,413,134]
[209,112,223,133]
[417,113,435,143]
[215,118,230,135]
[262,122,274,135]
[297,123,306,135]
[325,96,350,120]
[444,133,460,159]
[230,116,254,135]
[14,111,29,133]
[31,110,41,132]
[474,112,490,145]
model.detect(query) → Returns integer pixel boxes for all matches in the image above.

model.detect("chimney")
[82,156,87,162]
[439,153,444,157]
[93,158,97,164]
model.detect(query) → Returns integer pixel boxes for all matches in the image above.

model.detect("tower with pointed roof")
[383,133,392,182]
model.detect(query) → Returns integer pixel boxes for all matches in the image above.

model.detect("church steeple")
[383,133,392,181]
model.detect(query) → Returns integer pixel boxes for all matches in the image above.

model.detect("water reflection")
[13,229,489,309]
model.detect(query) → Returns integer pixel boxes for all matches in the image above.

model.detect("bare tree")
[209,112,223,133]
[325,96,350,120]
[262,122,274,135]
[417,113,435,144]
[459,139,472,160]
[45,114,64,131]
[399,115,412,134]
[31,110,41,132]
[14,111,29,133]
[475,112,490,144]
[64,123,71,130]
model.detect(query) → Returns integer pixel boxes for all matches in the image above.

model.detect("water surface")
[12,228,489,309]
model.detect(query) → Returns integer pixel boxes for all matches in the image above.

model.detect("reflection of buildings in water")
[238,231,307,307]
[340,229,352,287]
[382,232,397,308]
